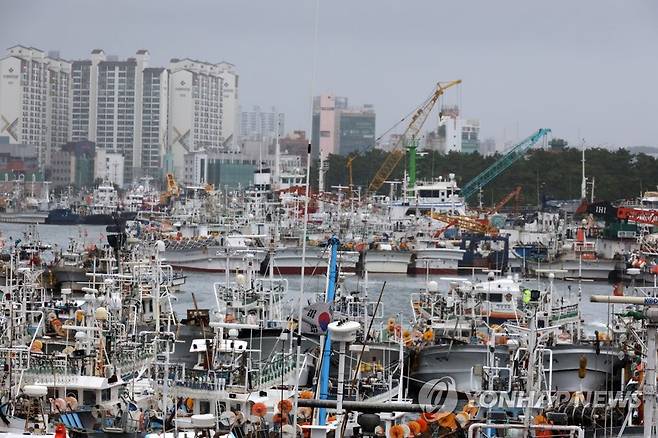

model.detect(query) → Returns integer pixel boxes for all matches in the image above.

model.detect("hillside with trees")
[312,146,658,206]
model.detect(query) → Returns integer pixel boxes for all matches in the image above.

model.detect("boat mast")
[581,147,587,200]
[317,236,340,425]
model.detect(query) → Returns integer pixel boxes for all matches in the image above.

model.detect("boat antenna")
[292,0,321,428]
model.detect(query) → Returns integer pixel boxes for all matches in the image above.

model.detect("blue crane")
[461,128,551,201]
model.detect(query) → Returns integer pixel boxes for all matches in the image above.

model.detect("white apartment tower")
[167,58,238,177]
[217,62,239,145]
[71,49,168,182]
[0,45,71,170]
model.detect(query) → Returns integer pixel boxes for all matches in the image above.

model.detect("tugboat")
[81,183,120,225]
[44,208,80,225]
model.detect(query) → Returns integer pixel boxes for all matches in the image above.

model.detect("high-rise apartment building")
[311,95,375,158]
[240,105,285,141]
[71,49,168,182]
[0,45,71,170]
[217,62,239,145]
[167,58,238,177]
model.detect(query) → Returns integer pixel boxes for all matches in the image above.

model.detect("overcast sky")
[2,0,657,148]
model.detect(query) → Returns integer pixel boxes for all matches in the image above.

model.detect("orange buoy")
[299,390,314,399]
[415,418,428,433]
[272,413,287,424]
[389,425,405,438]
[407,421,421,436]
[278,399,293,414]
[422,330,434,342]
[251,402,267,417]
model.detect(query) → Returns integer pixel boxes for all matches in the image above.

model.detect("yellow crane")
[430,211,497,235]
[346,155,356,197]
[366,80,462,196]
[160,173,181,205]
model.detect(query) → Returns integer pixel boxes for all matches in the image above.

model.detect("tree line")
[311,146,658,206]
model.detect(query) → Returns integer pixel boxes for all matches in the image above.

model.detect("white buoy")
[95,307,108,321]
[23,385,48,397]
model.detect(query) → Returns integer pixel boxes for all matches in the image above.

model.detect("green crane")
[461,128,551,201]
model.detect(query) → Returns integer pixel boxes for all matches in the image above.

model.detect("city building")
[338,105,376,155]
[240,105,285,141]
[0,45,71,170]
[217,62,239,145]
[71,49,168,182]
[1,46,239,183]
[279,130,310,164]
[0,136,40,180]
[479,138,496,156]
[167,58,239,178]
[49,140,96,188]
[461,119,480,154]
[94,148,125,187]
[427,106,480,154]
[311,95,375,158]
[183,149,254,188]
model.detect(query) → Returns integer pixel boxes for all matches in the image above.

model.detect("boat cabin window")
[101,388,111,402]
[199,400,210,414]
[83,390,96,406]
[419,190,445,198]
[479,293,503,303]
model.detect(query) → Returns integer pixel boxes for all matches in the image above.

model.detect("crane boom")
[489,186,522,214]
[430,211,496,235]
[367,80,462,195]
[461,128,551,201]
[346,155,356,198]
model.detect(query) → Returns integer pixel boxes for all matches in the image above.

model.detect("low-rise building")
[0,136,40,180]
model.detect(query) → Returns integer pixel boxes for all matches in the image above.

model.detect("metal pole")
[297,399,424,413]
[292,142,314,429]
[336,341,346,417]
[645,322,656,438]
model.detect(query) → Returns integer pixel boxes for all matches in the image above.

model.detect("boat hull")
[547,344,623,392]
[364,250,410,274]
[410,247,465,275]
[527,258,617,281]
[261,247,358,276]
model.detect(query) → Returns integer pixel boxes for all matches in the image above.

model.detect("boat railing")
[174,369,225,392]
[635,286,658,297]
[253,353,297,389]
[114,345,156,370]
[467,423,584,438]
[513,346,554,393]
[550,303,579,324]
[471,365,512,392]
